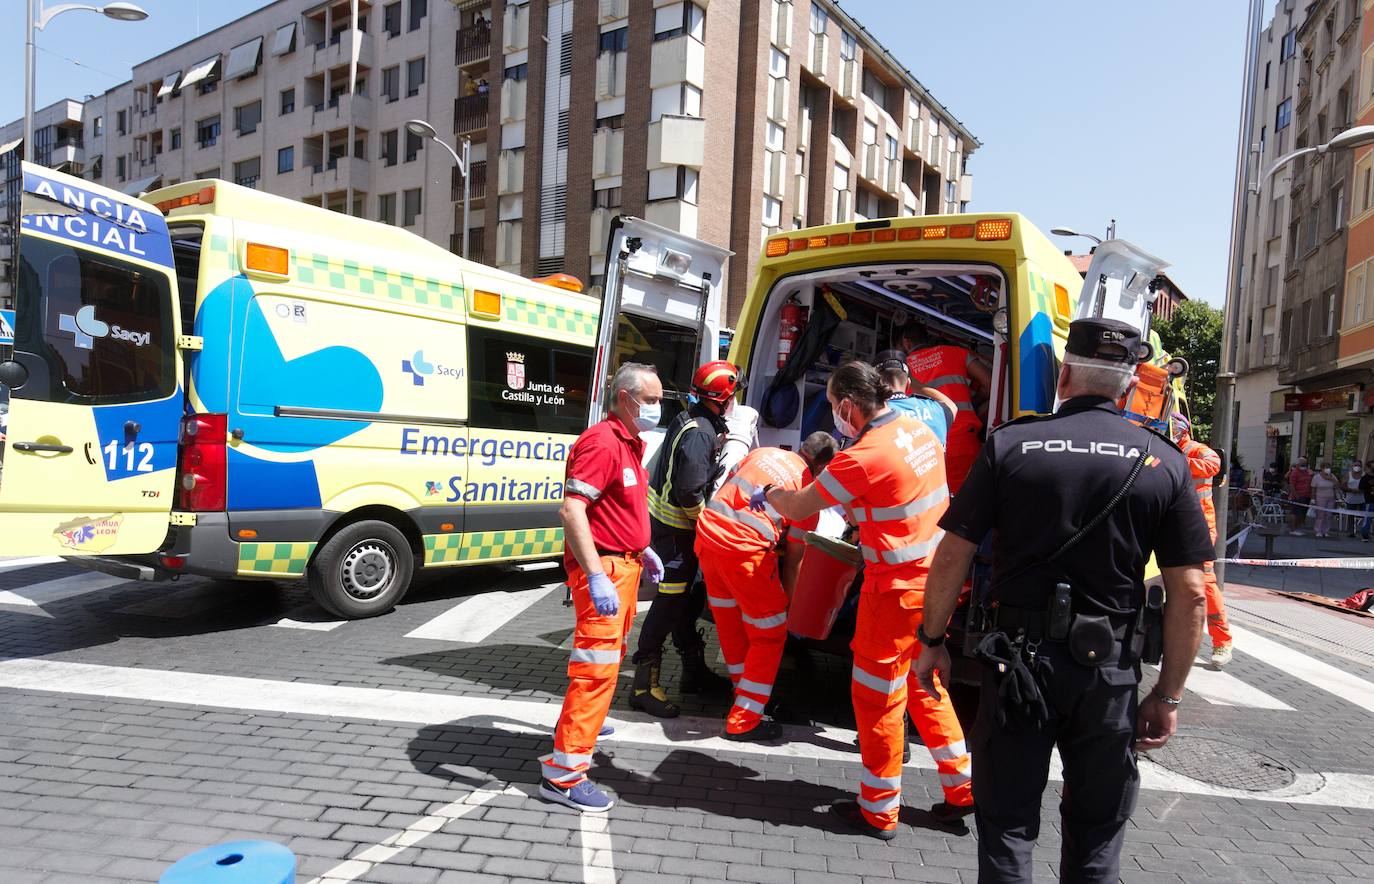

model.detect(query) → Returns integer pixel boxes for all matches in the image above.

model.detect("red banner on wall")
[1283,386,1357,412]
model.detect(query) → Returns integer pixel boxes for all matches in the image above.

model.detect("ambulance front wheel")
[308,520,414,619]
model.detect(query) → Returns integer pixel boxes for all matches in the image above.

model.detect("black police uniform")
[939,353,1213,880]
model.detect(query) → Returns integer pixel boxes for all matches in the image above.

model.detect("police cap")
[1065,318,1147,365]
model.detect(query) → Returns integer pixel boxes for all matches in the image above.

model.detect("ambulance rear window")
[468,328,593,435]
[169,224,203,338]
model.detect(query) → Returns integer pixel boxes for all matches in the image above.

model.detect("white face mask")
[832,401,859,439]
[631,396,661,432]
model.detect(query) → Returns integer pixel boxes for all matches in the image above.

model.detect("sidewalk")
[1225,524,1374,599]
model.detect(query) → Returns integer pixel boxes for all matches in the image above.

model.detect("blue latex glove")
[588,571,619,616]
[642,547,664,585]
[749,486,771,512]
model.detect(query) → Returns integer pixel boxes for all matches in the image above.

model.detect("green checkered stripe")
[237,541,318,577]
[206,233,241,275]
[1027,271,1053,315]
[463,528,564,563]
[503,295,598,338]
[289,251,464,311]
[423,533,465,566]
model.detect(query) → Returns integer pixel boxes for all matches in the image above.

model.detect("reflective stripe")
[852,485,949,523]
[857,793,901,815]
[954,401,976,413]
[851,663,906,695]
[706,498,779,542]
[726,475,758,495]
[658,582,688,596]
[648,487,697,530]
[926,374,969,390]
[541,766,584,786]
[786,526,807,543]
[860,530,945,564]
[570,647,621,665]
[940,770,972,788]
[551,749,592,769]
[928,740,967,762]
[737,679,774,699]
[727,662,746,675]
[817,469,856,504]
[861,769,903,791]
[732,695,766,715]
[708,594,738,608]
[742,611,788,630]
[564,477,602,502]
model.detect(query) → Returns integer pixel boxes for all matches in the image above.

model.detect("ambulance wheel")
[308,520,414,619]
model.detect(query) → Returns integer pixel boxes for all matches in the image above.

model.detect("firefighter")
[900,325,992,494]
[1174,413,1233,666]
[696,432,838,741]
[763,361,973,839]
[539,363,664,812]
[629,360,739,718]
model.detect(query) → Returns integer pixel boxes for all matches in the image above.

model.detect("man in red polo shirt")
[539,362,664,813]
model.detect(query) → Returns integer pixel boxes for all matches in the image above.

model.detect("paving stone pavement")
[0,558,1371,883]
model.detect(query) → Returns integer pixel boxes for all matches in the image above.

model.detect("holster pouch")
[1067,614,1114,666]
[962,604,989,657]
[1138,584,1165,665]
[1048,583,1072,641]
[972,631,1049,731]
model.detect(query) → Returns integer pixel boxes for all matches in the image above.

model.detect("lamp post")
[406,118,471,260]
[1050,226,1103,246]
[24,2,148,160]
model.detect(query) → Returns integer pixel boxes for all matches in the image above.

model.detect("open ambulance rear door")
[0,164,182,556]
[1072,238,1167,336]
[588,216,731,462]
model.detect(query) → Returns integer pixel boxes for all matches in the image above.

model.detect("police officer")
[912,318,1212,882]
[630,360,739,717]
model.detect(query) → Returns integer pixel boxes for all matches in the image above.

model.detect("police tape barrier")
[1222,556,1374,568]
[1249,491,1372,521]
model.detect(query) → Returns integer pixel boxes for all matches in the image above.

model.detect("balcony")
[589,207,613,256]
[596,51,627,100]
[314,92,374,128]
[645,199,698,238]
[452,160,488,201]
[315,29,373,72]
[50,139,85,169]
[592,127,624,177]
[646,115,705,169]
[958,174,973,203]
[649,35,706,89]
[456,21,491,66]
[450,227,487,264]
[455,94,489,135]
[859,143,880,182]
[235,175,260,189]
[312,154,369,191]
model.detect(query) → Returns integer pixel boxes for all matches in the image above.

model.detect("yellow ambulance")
[0,168,601,618]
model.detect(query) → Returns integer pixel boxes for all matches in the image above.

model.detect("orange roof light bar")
[152,185,215,215]
[829,233,851,247]
[531,273,585,293]
[765,237,790,257]
[790,237,810,251]
[874,228,897,243]
[850,230,873,245]
[897,227,922,241]
[975,218,1014,241]
[807,235,830,249]
[950,224,975,239]
[922,225,948,240]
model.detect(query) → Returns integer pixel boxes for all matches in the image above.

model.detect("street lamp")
[1266,124,1374,182]
[406,118,471,260]
[24,2,148,159]
[1050,226,1103,246]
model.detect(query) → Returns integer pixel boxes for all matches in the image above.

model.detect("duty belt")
[989,604,1133,643]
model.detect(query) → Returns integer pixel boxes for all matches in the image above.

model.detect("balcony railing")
[456,22,491,66]
[235,175,259,189]
[454,94,489,135]
[451,226,487,263]
[453,160,487,201]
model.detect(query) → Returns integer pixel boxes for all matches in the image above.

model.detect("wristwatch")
[917,624,946,648]
[1152,687,1182,706]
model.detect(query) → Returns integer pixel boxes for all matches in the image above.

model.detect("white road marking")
[1228,624,1374,716]
[0,556,64,573]
[580,814,616,884]
[307,785,516,883]
[515,561,561,572]
[405,584,562,643]
[272,605,347,631]
[1150,655,1293,710]
[0,572,127,608]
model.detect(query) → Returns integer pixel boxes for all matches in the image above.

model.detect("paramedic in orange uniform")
[1174,413,1234,666]
[763,362,974,839]
[901,324,992,494]
[696,432,838,741]
[538,363,665,813]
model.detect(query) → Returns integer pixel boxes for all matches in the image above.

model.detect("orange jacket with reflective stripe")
[1182,438,1221,537]
[698,448,818,554]
[906,345,981,438]
[814,410,948,591]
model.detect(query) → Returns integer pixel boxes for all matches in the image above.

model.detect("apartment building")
[1337,0,1374,465]
[2,0,976,324]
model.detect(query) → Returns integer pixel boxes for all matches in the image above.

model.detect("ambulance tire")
[308,520,414,619]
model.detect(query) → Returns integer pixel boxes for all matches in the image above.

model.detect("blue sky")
[4,0,1247,305]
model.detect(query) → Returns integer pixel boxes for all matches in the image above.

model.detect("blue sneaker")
[539,778,615,813]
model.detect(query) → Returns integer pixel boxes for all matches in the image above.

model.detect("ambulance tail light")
[177,413,228,512]
[975,218,1014,241]
[765,237,790,257]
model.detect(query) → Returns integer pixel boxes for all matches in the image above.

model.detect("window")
[277,146,294,174]
[1281,28,1296,61]
[92,115,103,137]
[654,2,705,41]
[116,155,126,181]
[762,195,782,229]
[840,30,856,61]
[378,192,396,225]
[90,155,103,179]
[197,115,221,148]
[384,2,401,36]
[405,130,422,162]
[467,328,594,435]
[599,27,628,54]
[280,88,295,115]
[647,166,699,203]
[810,1,828,34]
[946,180,957,203]
[1272,195,1284,236]
[402,188,422,226]
[593,186,622,209]
[235,100,262,136]
[199,77,217,96]
[408,0,426,31]
[597,114,625,130]
[885,134,899,161]
[1327,289,1338,337]
[1276,98,1292,131]
[1332,183,1346,231]
[381,129,398,166]
[233,157,261,188]
[504,62,528,81]
[407,58,425,96]
[169,128,181,150]
[116,109,127,135]
[1264,60,1271,89]
[382,66,399,102]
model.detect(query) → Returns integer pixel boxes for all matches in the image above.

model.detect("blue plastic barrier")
[159,840,296,884]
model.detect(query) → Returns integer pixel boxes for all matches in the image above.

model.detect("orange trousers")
[851,585,973,830]
[1203,564,1231,647]
[540,554,641,787]
[945,430,981,495]
[697,541,789,734]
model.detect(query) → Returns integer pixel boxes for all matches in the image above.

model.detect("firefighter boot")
[680,635,734,696]
[629,660,680,719]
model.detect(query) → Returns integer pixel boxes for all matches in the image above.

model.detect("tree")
[1152,299,1223,444]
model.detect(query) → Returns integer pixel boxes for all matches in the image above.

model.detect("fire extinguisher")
[777,294,809,370]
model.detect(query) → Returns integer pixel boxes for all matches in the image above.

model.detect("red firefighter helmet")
[692,360,741,405]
